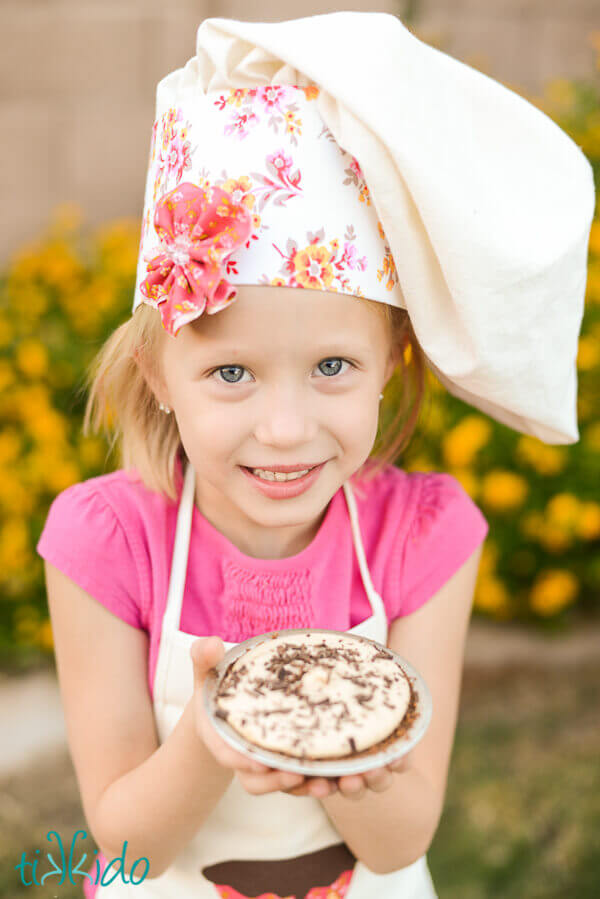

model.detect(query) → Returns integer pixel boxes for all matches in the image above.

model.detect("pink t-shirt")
[37,458,488,702]
[36,458,488,896]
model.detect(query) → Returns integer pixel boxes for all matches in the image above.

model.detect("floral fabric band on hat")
[140,181,255,336]
[133,83,405,338]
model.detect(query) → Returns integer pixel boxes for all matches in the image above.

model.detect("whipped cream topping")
[214,632,412,760]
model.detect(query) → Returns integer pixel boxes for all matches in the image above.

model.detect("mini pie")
[213,632,417,761]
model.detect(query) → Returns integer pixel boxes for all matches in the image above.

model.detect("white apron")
[96,460,438,898]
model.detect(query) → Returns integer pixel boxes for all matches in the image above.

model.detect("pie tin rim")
[203,628,433,777]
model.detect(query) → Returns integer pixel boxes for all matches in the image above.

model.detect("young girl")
[36,11,593,899]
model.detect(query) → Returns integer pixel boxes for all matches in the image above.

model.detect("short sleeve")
[386,472,489,618]
[36,483,146,630]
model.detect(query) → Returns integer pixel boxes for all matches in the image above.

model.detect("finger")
[363,767,393,792]
[190,636,224,692]
[387,755,410,773]
[337,775,366,799]
[284,777,338,798]
[238,769,305,796]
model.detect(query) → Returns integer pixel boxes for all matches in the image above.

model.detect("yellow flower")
[426,370,445,394]
[589,219,600,257]
[515,435,567,476]
[442,415,492,468]
[0,518,29,573]
[474,575,512,618]
[577,335,600,370]
[586,259,600,304]
[270,277,287,286]
[480,470,529,512]
[16,339,49,378]
[0,472,35,515]
[404,454,436,473]
[44,239,85,289]
[0,428,21,464]
[93,219,140,280]
[17,285,48,321]
[46,461,80,493]
[539,523,572,553]
[36,619,54,652]
[0,316,14,347]
[529,569,579,616]
[26,408,68,444]
[576,502,600,540]
[423,399,445,434]
[449,468,480,500]
[0,360,15,392]
[546,493,580,527]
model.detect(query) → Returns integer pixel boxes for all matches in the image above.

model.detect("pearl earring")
[158,402,172,414]
[379,393,384,401]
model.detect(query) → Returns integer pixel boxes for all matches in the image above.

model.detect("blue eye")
[212,365,249,384]
[318,358,351,377]
[210,358,353,384]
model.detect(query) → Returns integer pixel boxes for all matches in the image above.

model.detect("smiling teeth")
[251,468,312,481]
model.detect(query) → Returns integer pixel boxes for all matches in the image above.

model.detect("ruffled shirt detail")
[220,559,314,642]
[408,472,461,542]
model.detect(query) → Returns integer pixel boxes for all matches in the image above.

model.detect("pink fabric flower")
[140,181,255,336]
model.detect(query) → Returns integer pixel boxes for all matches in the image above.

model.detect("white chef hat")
[133,11,596,444]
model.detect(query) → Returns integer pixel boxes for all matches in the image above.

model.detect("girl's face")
[157,285,398,559]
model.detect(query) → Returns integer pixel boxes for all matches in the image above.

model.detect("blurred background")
[1,1,599,897]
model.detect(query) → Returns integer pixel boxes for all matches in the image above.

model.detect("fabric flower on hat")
[140,181,254,336]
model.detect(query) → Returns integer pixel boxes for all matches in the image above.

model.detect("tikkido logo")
[15,830,149,888]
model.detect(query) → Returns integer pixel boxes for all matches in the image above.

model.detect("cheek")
[333,399,379,450]
[176,396,245,451]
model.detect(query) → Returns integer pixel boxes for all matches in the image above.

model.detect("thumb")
[190,636,225,693]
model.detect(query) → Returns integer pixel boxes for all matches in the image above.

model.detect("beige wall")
[2,0,598,265]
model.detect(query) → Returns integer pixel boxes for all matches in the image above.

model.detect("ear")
[132,347,171,408]
[382,341,402,388]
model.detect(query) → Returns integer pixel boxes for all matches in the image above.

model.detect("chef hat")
[133,11,596,444]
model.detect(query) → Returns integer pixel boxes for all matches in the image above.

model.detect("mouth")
[241,465,320,479]
[238,461,327,496]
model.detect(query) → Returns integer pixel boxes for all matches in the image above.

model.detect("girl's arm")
[317,542,484,875]
[44,561,234,879]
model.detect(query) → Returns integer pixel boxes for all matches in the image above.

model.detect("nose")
[253,385,318,448]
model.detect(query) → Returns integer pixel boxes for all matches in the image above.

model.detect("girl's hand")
[282,752,413,800]
[191,636,338,799]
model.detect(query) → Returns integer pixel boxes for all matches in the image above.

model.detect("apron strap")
[342,480,387,620]
[163,457,196,634]
[162,460,386,636]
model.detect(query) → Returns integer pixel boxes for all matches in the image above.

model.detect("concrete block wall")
[1,0,598,264]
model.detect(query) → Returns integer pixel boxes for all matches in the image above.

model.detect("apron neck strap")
[163,461,383,637]
[163,458,196,634]
[342,480,379,600]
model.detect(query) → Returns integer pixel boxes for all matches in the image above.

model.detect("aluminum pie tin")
[203,628,433,778]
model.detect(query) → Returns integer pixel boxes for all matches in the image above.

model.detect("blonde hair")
[82,298,427,501]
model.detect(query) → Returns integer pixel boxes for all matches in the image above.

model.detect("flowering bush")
[1,53,599,661]
[0,210,137,661]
